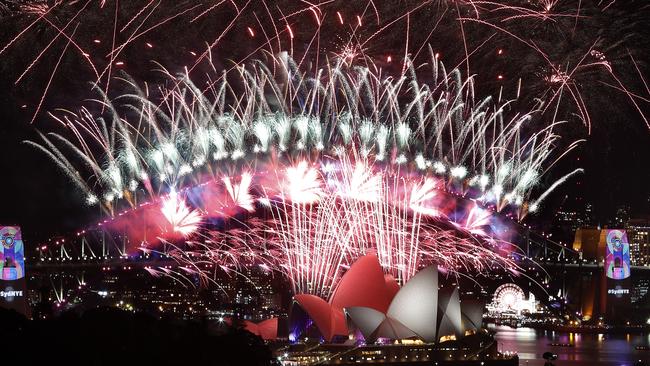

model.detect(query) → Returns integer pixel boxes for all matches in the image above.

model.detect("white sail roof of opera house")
[345,265,483,343]
[289,254,483,343]
[289,254,397,341]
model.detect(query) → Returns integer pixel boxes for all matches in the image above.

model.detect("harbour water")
[493,325,650,365]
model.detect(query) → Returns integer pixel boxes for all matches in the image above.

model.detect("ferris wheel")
[492,283,533,314]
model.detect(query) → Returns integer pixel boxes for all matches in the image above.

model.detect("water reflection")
[491,325,650,365]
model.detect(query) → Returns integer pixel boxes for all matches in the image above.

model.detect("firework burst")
[28,53,577,295]
[160,190,202,236]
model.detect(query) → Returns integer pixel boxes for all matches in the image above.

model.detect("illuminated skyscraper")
[612,205,631,228]
[627,218,650,266]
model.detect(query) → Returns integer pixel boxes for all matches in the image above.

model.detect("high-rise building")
[631,277,650,303]
[627,218,650,266]
[553,201,597,243]
[612,205,631,228]
[584,203,596,226]
[572,228,632,321]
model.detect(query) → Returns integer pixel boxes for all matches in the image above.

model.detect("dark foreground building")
[0,306,274,366]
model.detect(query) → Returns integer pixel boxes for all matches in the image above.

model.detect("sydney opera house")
[276,254,517,365]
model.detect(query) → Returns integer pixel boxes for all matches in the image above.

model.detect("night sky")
[0,0,649,242]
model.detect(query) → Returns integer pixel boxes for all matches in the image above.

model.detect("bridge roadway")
[28,256,650,272]
[539,261,650,271]
[28,258,178,270]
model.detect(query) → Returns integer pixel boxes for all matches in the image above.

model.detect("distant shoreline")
[493,323,650,334]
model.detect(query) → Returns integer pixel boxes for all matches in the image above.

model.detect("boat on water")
[548,343,574,347]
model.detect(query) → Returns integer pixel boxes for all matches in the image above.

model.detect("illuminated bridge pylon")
[34,227,164,267]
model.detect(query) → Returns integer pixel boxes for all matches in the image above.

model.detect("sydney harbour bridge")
[29,219,649,321]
